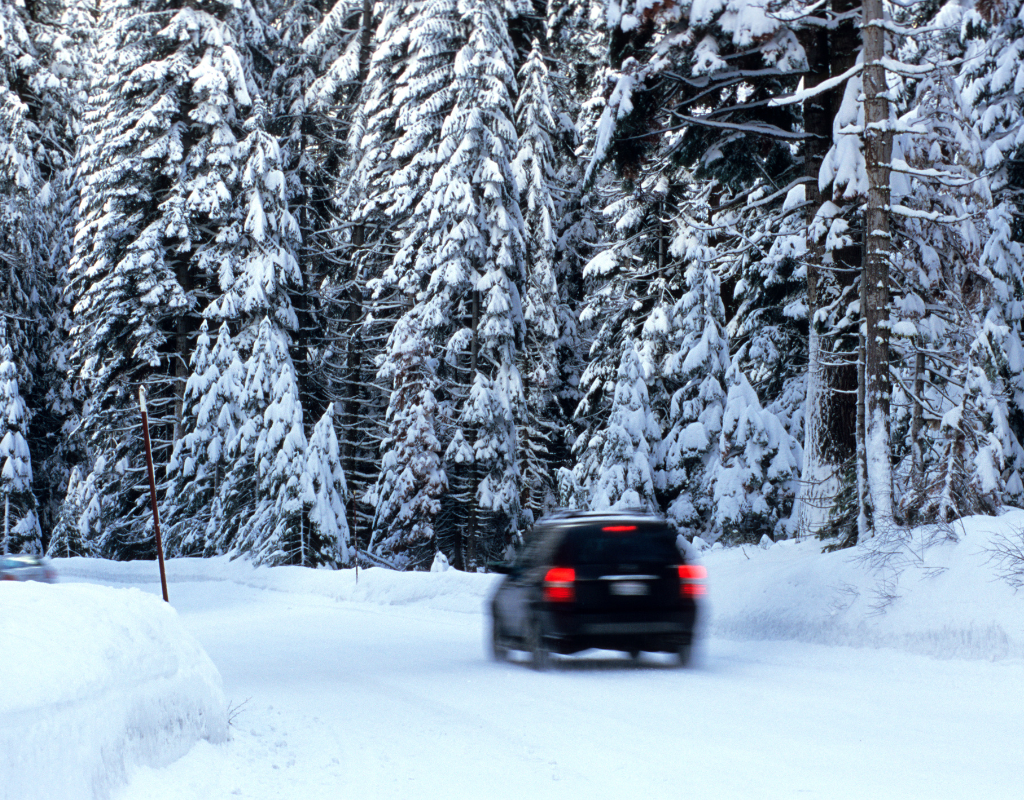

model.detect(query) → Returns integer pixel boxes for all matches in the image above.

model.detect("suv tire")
[490,615,509,662]
[527,614,551,671]
[677,640,693,667]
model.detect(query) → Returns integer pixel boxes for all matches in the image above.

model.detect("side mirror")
[487,562,514,575]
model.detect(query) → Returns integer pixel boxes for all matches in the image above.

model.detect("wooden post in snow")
[139,386,170,603]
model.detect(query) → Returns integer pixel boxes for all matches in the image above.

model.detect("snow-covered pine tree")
[218,316,286,556]
[48,456,105,558]
[569,338,659,511]
[246,362,313,566]
[659,222,731,536]
[303,404,351,566]
[68,0,279,558]
[369,316,447,567]
[0,343,41,554]
[0,0,75,549]
[714,356,800,544]
[202,108,309,561]
[439,0,527,566]
[514,37,589,523]
[515,42,561,521]
[203,117,303,333]
[0,2,45,389]
[46,466,92,558]
[162,322,245,555]
[719,183,808,532]
[958,0,1024,508]
[567,1,808,533]
[307,0,409,553]
[369,0,527,568]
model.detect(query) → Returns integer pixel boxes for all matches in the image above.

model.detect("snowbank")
[54,508,1024,662]
[56,555,502,616]
[702,509,1024,660]
[0,583,227,800]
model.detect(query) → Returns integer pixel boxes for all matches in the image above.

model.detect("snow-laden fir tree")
[310,0,412,551]
[714,356,800,544]
[443,0,527,565]
[957,0,1024,508]
[203,116,303,333]
[222,317,303,561]
[303,404,351,566]
[659,222,730,536]
[374,0,527,567]
[514,38,586,523]
[68,0,278,557]
[46,466,93,558]
[566,338,659,511]
[162,321,245,555]
[0,0,73,547]
[245,360,312,566]
[0,2,45,387]
[369,316,447,567]
[0,343,40,554]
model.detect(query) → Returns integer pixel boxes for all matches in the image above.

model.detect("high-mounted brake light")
[678,564,707,597]
[543,567,576,602]
[602,525,637,532]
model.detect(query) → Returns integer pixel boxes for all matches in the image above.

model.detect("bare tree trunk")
[796,18,832,538]
[910,347,926,498]
[861,0,895,538]
[856,330,870,540]
[795,2,859,536]
[172,262,194,445]
[466,289,480,570]
[338,0,374,559]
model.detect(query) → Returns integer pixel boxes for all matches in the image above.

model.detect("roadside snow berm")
[0,582,226,800]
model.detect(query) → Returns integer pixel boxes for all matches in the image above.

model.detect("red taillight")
[1,574,16,581]
[602,525,637,532]
[543,567,576,602]
[678,564,707,597]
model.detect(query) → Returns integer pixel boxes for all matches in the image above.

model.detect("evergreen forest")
[4,0,1024,570]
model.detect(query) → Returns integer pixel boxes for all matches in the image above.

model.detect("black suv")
[489,510,704,669]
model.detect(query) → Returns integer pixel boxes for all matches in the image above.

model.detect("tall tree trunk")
[797,16,832,537]
[860,0,895,537]
[796,0,859,536]
[172,261,194,445]
[337,0,375,557]
[857,330,870,539]
[909,347,926,502]
[466,289,480,570]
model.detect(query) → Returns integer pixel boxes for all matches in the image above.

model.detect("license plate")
[609,581,648,596]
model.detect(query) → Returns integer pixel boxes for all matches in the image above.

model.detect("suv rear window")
[555,525,680,566]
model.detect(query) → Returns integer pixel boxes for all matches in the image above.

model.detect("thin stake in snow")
[139,386,169,603]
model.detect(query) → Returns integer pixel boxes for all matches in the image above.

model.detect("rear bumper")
[542,604,698,654]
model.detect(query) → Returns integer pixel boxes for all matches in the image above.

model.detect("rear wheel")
[527,615,551,671]
[676,640,693,667]
[490,615,509,662]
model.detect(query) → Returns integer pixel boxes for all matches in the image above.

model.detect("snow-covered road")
[106,577,1023,800]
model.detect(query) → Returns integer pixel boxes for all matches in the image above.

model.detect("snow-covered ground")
[5,511,1024,799]
[0,583,226,800]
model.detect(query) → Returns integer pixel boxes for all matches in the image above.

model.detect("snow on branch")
[889,159,982,188]
[670,115,810,140]
[877,56,964,77]
[769,63,862,108]
[887,204,974,224]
